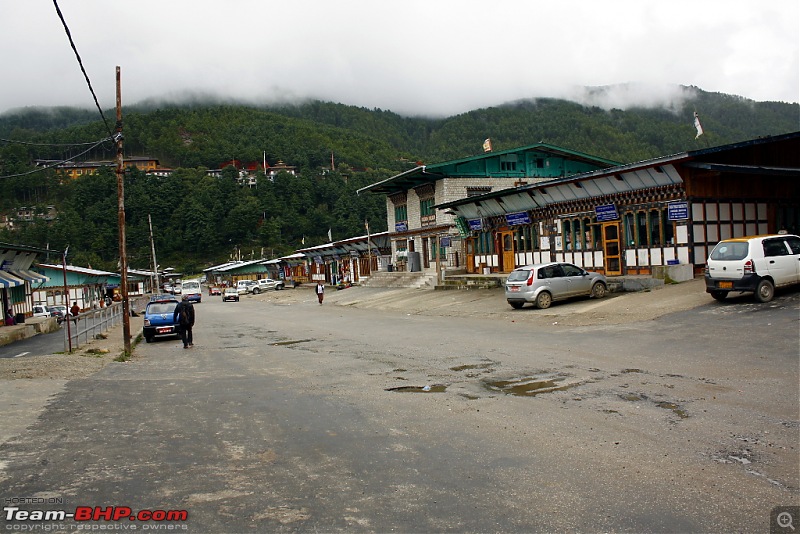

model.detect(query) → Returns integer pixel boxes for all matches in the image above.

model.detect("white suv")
[251,278,285,293]
[705,234,800,302]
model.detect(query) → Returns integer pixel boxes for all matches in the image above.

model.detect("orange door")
[602,222,622,275]
[500,231,515,272]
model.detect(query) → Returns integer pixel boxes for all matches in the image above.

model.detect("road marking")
[13,352,30,358]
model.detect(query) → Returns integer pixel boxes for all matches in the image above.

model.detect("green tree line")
[0,87,797,271]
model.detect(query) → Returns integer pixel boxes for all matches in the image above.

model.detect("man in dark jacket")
[173,295,195,349]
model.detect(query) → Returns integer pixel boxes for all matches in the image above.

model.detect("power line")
[51,0,114,137]
[0,137,112,148]
[0,136,112,180]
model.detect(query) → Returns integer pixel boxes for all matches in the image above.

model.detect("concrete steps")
[359,271,437,289]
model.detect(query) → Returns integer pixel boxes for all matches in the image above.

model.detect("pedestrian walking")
[173,295,196,349]
[70,302,80,324]
[316,281,324,305]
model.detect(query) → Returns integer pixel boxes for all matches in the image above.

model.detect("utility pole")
[148,214,160,292]
[62,247,73,353]
[115,66,131,356]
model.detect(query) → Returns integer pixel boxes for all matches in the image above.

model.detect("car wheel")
[710,290,727,301]
[590,282,606,299]
[277,285,284,290]
[252,288,260,294]
[145,335,153,343]
[509,301,524,310]
[755,279,775,303]
[535,292,552,309]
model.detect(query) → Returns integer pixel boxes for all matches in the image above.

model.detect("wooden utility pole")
[115,66,131,356]
[148,214,160,291]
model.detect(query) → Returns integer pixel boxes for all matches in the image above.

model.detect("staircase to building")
[359,271,438,289]
[359,270,669,293]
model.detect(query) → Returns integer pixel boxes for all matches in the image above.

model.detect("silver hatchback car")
[505,262,608,309]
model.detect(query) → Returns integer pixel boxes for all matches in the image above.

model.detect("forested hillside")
[0,86,797,272]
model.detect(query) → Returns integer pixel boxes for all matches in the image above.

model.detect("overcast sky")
[1,0,798,117]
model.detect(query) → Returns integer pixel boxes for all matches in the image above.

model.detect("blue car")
[142,296,180,343]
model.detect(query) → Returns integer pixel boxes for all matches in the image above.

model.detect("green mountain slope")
[0,86,797,271]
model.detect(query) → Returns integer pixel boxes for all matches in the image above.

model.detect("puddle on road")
[450,363,494,372]
[386,384,448,393]
[619,392,689,419]
[483,375,578,397]
[270,339,314,346]
[656,401,689,419]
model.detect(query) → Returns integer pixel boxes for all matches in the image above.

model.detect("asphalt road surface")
[0,286,798,532]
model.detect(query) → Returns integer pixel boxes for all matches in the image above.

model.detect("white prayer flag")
[482,138,492,152]
[693,112,704,139]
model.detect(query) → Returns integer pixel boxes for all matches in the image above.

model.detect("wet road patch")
[270,339,314,346]
[618,392,689,419]
[482,374,580,397]
[386,384,448,393]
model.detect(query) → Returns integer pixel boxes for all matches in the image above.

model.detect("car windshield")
[147,302,177,315]
[507,269,532,282]
[710,242,749,260]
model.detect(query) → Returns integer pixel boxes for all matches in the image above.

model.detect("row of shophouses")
[3,131,799,322]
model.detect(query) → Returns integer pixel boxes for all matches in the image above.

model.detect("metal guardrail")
[63,302,124,352]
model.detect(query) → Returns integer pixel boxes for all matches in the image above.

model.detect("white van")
[705,234,800,302]
[182,279,202,303]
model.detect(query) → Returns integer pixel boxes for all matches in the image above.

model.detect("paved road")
[0,285,798,532]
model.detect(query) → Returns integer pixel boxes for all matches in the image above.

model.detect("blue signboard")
[667,201,689,221]
[440,237,451,247]
[395,222,408,232]
[468,219,483,231]
[595,204,619,222]
[505,212,531,226]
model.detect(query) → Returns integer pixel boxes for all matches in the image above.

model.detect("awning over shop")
[12,269,49,283]
[0,270,24,288]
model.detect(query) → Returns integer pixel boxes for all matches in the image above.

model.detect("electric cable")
[0,136,112,179]
[51,0,114,137]
[0,137,112,147]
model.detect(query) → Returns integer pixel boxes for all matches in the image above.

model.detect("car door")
[540,264,570,300]
[781,236,800,283]
[561,263,591,297]
[762,237,794,287]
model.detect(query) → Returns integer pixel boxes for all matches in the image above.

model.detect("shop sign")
[505,212,531,226]
[440,237,451,247]
[595,203,619,222]
[468,219,483,231]
[667,201,689,220]
[395,222,408,232]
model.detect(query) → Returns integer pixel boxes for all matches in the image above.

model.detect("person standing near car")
[70,302,80,324]
[173,294,195,349]
[316,281,324,305]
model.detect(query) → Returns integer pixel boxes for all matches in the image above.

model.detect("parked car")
[504,262,608,309]
[251,278,285,293]
[142,296,180,343]
[49,305,69,323]
[31,304,51,319]
[236,280,256,295]
[705,233,800,303]
[163,283,173,294]
[223,287,240,302]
